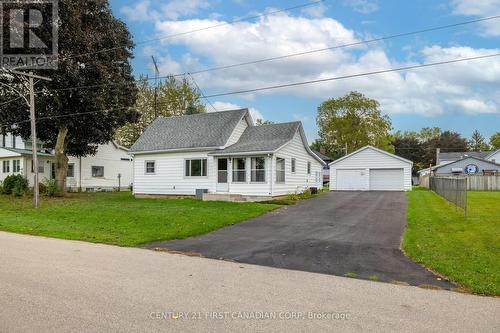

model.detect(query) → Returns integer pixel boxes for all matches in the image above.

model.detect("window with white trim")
[276,158,285,183]
[185,159,207,177]
[67,164,75,178]
[2,160,10,173]
[145,161,156,174]
[291,158,296,173]
[251,157,265,182]
[232,158,246,182]
[307,161,311,175]
[92,166,104,177]
[13,160,21,172]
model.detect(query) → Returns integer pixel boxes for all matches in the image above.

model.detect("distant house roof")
[439,151,491,161]
[312,150,334,163]
[129,109,249,153]
[429,156,500,172]
[0,148,54,157]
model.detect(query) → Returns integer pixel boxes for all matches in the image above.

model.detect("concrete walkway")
[0,232,498,332]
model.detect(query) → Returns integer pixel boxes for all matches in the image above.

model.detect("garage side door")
[369,169,404,191]
[336,169,367,191]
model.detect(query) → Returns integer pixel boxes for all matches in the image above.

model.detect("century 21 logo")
[0,0,58,69]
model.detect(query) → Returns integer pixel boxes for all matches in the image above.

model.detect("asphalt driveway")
[145,192,454,289]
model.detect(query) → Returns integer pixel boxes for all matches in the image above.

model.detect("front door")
[216,158,229,192]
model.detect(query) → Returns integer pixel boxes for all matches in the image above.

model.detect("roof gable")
[211,122,300,155]
[329,146,413,166]
[130,109,249,153]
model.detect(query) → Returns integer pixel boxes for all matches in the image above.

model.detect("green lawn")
[404,188,500,295]
[0,192,279,247]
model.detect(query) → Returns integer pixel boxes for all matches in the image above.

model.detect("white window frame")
[291,158,296,173]
[13,160,21,173]
[251,157,266,183]
[185,158,208,177]
[145,161,156,174]
[232,158,247,183]
[276,157,285,183]
[2,160,10,173]
[67,163,75,178]
[307,161,311,175]
[92,166,104,178]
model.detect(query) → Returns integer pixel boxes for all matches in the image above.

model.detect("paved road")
[147,191,453,288]
[0,232,498,332]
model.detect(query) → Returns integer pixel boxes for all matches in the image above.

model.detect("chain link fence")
[430,176,467,216]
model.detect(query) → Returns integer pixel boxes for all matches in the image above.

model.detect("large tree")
[0,0,138,192]
[424,130,468,165]
[468,129,490,151]
[490,132,500,150]
[317,91,394,154]
[115,76,205,147]
[392,131,425,174]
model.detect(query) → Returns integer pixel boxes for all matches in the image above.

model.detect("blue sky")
[108,0,500,142]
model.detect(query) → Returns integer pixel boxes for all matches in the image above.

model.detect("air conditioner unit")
[451,168,463,173]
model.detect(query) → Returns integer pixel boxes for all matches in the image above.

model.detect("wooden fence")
[420,174,500,191]
[466,175,500,191]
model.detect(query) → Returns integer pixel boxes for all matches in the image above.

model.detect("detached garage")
[329,146,413,191]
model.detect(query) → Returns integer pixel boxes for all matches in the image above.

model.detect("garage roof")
[329,145,413,166]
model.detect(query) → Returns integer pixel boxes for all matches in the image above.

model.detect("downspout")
[78,157,82,192]
[269,154,273,196]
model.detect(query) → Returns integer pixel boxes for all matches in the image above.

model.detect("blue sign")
[464,164,479,174]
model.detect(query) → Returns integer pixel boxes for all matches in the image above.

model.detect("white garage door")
[369,169,404,191]
[336,169,367,191]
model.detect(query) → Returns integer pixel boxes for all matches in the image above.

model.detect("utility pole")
[10,69,52,209]
[151,56,160,119]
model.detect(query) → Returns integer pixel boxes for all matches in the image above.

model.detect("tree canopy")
[468,129,490,152]
[316,91,394,155]
[490,132,500,150]
[0,0,138,191]
[115,76,206,147]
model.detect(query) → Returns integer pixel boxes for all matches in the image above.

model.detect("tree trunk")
[55,127,69,193]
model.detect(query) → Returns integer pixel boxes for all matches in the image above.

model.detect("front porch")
[211,155,276,198]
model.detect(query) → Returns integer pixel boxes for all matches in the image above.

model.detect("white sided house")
[329,146,413,191]
[129,109,325,200]
[0,133,132,191]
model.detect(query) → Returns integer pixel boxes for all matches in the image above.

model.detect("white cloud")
[343,0,379,14]
[211,101,264,123]
[121,0,159,22]
[301,1,328,18]
[121,0,209,22]
[150,12,500,117]
[451,0,500,36]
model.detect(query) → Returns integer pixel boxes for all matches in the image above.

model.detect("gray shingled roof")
[129,109,248,152]
[312,150,334,162]
[439,151,491,161]
[210,122,301,154]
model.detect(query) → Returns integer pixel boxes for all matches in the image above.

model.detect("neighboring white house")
[329,146,413,191]
[129,109,325,199]
[0,133,133,191]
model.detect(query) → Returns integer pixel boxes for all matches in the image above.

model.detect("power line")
[187,73,218,112]
[187,15,500,75]
[203,52,500,98]
[9,0,327,67]
[5,14,496,97]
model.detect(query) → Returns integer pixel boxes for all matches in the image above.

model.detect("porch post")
[227,158,232,193]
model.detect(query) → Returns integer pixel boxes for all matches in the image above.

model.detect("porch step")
[202,193,272,203]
